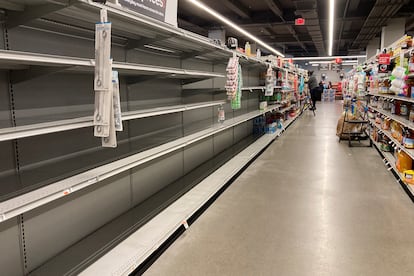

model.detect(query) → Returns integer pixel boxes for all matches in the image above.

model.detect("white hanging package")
[225,55,240,100]
[94,59,113,138]
[112,71,123,131]
[265,66,274,96]
[94,10,112,91]
[94,8,120,148]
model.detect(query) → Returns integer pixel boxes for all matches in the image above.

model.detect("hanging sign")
[378,53,391,73]
[118,0,167,21]
[295,18,305,25]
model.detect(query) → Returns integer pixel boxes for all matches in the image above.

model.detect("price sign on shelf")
[378,53,391,73]
[378,53,391,65]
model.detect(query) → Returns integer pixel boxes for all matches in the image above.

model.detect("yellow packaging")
[403,170,414,185]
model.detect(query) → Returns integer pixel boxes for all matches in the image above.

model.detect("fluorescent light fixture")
[291,55,366,61]
[312,64,319,67]
[144,45,176,53]
[188,0,285,57]
[309,61,331,64]
[328,0,335,56]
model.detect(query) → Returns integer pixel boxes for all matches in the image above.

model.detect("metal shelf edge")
[0,106,277,222]
[0,101,227,141]
[78,110,301,276]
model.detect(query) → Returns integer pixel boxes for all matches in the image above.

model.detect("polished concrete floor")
[144,102,414,276]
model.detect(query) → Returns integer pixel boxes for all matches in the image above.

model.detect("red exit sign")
[295,18,305,25]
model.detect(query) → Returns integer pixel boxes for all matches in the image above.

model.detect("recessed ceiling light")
[188,0,285,57]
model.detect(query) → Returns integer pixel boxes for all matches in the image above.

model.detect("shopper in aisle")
[308,71,318,110]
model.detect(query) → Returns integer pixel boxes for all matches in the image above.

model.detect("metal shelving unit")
[369,118,414,159]
[0,100,226,142]
[0,50,224,84]
[74,112,302,276]
[369,105,414,131]
[370,137,414,197]
[0,1,307,275]
[0,103,287,223]
[369,92,414,104]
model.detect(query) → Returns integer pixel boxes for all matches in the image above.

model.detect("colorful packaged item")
[403,170,414,184]
[396,151,412,173]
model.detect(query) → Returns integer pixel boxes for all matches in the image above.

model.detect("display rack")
[370,137,414,197]
[353,35,414,204]
[0,1,308,275]
[59,111,303,276]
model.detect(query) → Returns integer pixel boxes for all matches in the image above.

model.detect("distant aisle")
[145,102,414,276]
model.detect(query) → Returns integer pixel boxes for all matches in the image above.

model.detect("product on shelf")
[402,170,414,184]
[225,56,240,99]
[390,121,403,142]
[389,66,407,96]
[231,64,243,110]
[402,128,414,149]
[218,105,225,123]
[396,150,412,173]
[245,41,251,56]
[265,66,274,96]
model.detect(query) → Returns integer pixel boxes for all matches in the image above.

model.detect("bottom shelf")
[77,114,301,276]
[370,137,414,197]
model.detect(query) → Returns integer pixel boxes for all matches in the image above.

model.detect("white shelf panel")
[369,93,414,104]
[0,100,227,142]
[0,50,224,79]
[369,118,414,160]
[369,105,414,131]
[0,105,283,222]
[80,113,301,276]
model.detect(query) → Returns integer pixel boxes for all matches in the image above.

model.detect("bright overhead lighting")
[328,0,335,56]
[311,64,320,67]
[188,0,285,57]
[291,55,366,61]
[309,61,331,64]
[342,60,358,64]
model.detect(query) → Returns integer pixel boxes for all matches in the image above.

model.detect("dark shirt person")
[308,71,318,110]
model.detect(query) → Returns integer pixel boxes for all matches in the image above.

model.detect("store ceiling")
[178,0,414,57]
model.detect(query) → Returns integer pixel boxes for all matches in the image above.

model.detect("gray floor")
[144,102,414,276]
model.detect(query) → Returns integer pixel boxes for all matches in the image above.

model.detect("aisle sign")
[118,0,167,21]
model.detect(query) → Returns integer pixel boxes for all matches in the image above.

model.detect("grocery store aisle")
[144,102,414,276]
